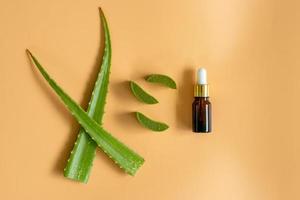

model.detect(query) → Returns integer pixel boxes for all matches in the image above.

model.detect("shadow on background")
[110,80,138,103]
[114,111,140,130]
[176,68,195,131]
[110,80,142,130]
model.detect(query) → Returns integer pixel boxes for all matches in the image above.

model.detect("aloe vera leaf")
[146,74,177,89]
[130,81,158,104]
[135,112,169,132]
[63,8,111,183]
[27,50,145,176]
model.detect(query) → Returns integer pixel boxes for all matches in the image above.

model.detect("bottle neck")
[194,84,209,97]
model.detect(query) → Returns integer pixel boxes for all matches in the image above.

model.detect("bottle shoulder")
[193,97,210,102]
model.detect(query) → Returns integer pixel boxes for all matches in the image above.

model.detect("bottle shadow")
[176,68,195,131]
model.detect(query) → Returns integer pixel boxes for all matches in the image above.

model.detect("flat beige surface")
[0,0,299,199]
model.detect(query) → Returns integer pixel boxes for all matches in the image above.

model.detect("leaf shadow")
[115,111,140,130]
[111,80,146,104]
[109,80,141,129]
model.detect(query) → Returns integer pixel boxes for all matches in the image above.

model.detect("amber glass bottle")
[192,68,211,133]
[192,97,211,132]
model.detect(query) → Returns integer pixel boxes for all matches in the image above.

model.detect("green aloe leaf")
[64,8,111,183]
[135,112,169,132]
[146,74,177,89]
[130,81,158,104]
[27,50,145,176]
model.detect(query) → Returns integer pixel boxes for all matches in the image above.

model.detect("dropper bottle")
[192,68,212,133]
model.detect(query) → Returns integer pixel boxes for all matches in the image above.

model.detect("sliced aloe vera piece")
[146,74,177,89]
[27,50,144,176]
[135,112,169,132]
[130,81,158,104]
[63,8,111,183]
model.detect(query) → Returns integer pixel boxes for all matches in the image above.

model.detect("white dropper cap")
[197,68,207,85]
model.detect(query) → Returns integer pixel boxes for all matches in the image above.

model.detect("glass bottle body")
[192,97,211,133]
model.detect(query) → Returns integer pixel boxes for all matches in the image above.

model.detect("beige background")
[0,0,299,199]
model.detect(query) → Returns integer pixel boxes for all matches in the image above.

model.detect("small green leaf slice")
[146,74,177,89]
[130,81,158,104]
[135,112,169,132]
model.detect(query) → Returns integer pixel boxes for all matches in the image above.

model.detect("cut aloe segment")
[146,74,177,89]
[27,50,144,176]
[64,8,111,183]
[135,112,169,132]
[130,81,158,104]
